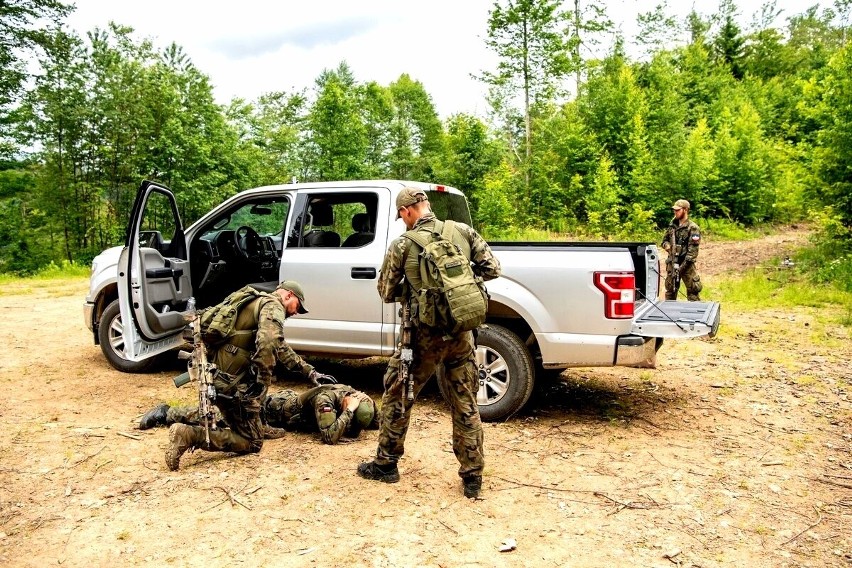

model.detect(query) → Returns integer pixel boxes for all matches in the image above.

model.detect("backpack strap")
[403,219,444,250]
[440,220,456,242]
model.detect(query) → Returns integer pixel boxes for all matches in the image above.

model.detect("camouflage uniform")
[661,220,702,301]
[281,385,378,444]
[372,212,501,478]
[162,384,374,444]
[175,292,317,456]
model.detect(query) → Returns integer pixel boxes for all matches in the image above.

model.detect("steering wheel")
[234,226,261,260]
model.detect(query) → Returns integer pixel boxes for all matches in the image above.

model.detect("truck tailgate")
[631,300,720,338]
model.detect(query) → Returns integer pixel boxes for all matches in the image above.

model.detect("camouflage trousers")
[170,377,267,454]
[665,260,702,301]
[374,326,484,478]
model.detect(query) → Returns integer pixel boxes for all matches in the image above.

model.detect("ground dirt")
[1,227,850,568]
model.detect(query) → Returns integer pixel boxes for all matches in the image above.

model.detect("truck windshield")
[429,191,472,225]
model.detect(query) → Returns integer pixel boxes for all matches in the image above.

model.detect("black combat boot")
[139,403,170,430]
[462,475,482,499]
[357,461,400,483]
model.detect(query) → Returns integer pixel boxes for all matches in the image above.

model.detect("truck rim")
[475,344,509,406]
[107,311,126,357]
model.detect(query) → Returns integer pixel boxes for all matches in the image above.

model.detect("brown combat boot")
[165,423,199,471]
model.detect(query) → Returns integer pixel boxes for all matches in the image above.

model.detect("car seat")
[341,212,375,247]
[302,203,341,247]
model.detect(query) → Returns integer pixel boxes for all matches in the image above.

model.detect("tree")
[568,0,613,90]
[0,0,71,155]
[713,0,746,79]
[480,0,571,192]
[387,74,444,180]
[304,62,367,181]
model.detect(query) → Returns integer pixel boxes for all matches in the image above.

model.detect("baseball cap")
[396,187,428,219]
[672,199,690,211]
[276,280,308,314]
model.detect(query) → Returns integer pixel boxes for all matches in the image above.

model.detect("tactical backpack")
[197,285,264,347]
[403,220,488,335]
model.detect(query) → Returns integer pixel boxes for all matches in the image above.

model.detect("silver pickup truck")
[84,180,720,420]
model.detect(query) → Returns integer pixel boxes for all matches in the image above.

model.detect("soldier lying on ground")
[139,384,378,445]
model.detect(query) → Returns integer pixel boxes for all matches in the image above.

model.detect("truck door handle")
[351,267,376,279]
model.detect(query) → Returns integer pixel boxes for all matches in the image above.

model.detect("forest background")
[1,0,851,295]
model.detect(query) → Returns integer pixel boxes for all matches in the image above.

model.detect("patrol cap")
[396,187,428,219]
[672,199,690,211]
[276,280,308,314]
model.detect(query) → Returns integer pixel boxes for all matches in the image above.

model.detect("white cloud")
[64,0,831,119]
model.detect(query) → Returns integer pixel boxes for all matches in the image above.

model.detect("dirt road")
[1,228,849,567]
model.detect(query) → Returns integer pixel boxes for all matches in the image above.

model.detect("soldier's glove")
[308,370,337,386]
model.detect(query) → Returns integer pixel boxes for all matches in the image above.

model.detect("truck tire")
[98,299,157,373]
[437,324,535,422]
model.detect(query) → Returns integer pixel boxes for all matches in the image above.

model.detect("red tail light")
[594,272,635,319]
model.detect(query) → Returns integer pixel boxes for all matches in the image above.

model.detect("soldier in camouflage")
[661,199,703,301]
[164,281,337,470]
[140,384,377,445]
[357,187,502,499]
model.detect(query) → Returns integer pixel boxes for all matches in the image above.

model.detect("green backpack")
[197,285,264,347]
[403,220,488,335]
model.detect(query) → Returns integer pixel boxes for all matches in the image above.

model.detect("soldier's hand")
[343,395,360,412]
[308,370,337,386]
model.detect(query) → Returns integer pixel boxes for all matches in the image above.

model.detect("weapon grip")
[173,371,191,388]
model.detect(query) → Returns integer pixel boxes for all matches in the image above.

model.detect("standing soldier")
[164,281,337,470]
[661,199,702,301]
[357,187,502,499]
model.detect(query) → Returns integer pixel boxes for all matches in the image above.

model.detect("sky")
[64,0,831,119]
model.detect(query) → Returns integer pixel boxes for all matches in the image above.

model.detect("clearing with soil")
[1,227,850,567]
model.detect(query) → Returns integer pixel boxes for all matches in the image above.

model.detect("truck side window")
[294,193,378,249]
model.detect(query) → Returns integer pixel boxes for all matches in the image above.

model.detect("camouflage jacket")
[661,219,701,264]
[252,295,314,386]
[294,385,360,444]
[377,213,502,303]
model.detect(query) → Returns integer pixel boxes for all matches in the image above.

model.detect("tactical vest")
[210,296,264,378]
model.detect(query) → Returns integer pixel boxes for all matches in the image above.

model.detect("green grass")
[0,260,89,283]
[714,253,852,327]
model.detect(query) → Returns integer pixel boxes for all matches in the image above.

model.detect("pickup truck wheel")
[437,324,535,422]
[98,299,157,373]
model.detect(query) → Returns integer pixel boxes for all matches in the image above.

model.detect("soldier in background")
[139,384,377,444]
[661,199,703,301]
[357,187,502,499]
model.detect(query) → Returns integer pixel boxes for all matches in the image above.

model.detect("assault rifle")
[399,300,415,401]
[173,297,218,446]
[670,220,681,297]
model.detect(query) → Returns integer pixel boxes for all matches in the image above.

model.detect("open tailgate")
[631,300,720,339]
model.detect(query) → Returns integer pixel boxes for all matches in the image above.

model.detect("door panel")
[117,181,192,361]
[279,187,391,356]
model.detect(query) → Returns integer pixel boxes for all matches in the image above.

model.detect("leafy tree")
[480,0,571,192]
[812,43,852,227]
[387,74,444,180]
[304,62,367,181]
[437,113,501,218]
[568,0,614,90]
[713,0,746,79]
[0,0,71,156]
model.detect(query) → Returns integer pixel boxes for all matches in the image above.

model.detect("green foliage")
[3,1,852,274]
[795,212,852,292]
